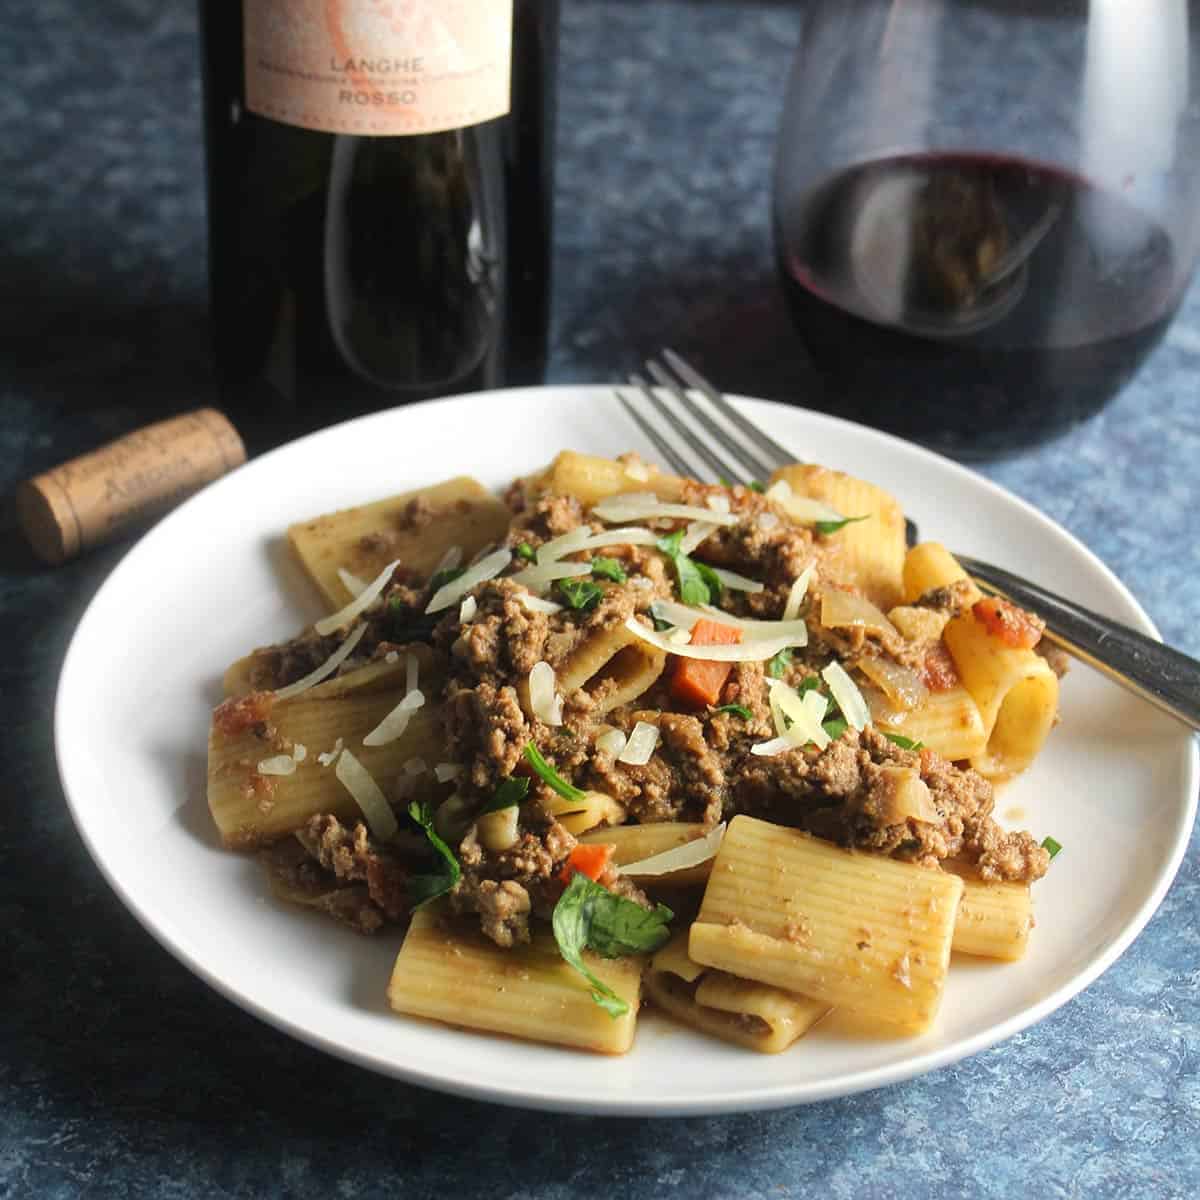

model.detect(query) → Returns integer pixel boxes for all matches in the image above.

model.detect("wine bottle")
[197,1,557,449]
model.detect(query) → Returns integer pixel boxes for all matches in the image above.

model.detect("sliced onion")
[595,728,628,757]
[710,566,765,594]
[750,736,793,757]
[274,624,367,701]
[518,593,564,614]
[335,748,398,841]
[618,720,660,765]
[528,660,564,725]
[856,656,929,712]
[433,545,463,574]
[782,565,816,621]
[619,822,727,876]
[337,567,368,597]
[291,743,307,763]
[459,595,478,623]
[426,546,511,613]
[257,754,297,776]
[819,587,900,638]
[680,520,719,553]
[821,661,872,731]
[591,493,740,527]
[509,560,592,591]
[876,765,940,824]
[362,689,425,747]
[316,737,344,767]
[705,494,731,514]
[434,762,462,783]
[315,560,401,636]
[624,616,797,662]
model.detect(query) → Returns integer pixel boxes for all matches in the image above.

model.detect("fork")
[618,348,1200,734]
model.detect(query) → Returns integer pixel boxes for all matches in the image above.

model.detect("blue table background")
[1,3,1196,1196]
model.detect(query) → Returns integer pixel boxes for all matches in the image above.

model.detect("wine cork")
[16,409,246,565]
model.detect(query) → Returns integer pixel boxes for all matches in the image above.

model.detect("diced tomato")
[559,842,614,887]
[920,643,959,692]
[972,596,1045,649]
[668,618,743,708]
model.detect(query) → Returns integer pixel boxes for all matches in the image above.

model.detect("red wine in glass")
[776,153,1178,458]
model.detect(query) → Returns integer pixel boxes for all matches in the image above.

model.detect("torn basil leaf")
[814,514,869,536]
[590,556,628,583]
[407,798,462,909]
[477,776,530,816]
[557,578,604,611]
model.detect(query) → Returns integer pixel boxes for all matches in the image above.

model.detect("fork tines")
[618,349,792,486]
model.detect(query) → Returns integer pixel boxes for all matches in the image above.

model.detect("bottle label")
[243,0,513,135]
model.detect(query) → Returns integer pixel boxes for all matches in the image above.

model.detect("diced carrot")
[972,596,1045,649]
[669,618,743,709]
[559,842,614,887]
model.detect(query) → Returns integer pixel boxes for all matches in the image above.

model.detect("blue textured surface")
[1,2,1197,1197]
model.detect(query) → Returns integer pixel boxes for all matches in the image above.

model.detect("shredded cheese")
[782,565,816,621]
[595,728,628,757]
[315,560,401,636]
[459,595,477,623]
[336,567,368,597]
[528,661,564,725]
[710,566,765,594]
[619,823,726,876]
[317,737,344,767]
[426,547,511,613]
[518,593,564,614]
[821,661,872,730]
[335,748,397,841]
[434,762,462,783]
[591,493,740,527]
[618,720,660,765]
[625,616,799,662]
[257,754,298,776]
[274,624,367,701]
[679,521,719,554]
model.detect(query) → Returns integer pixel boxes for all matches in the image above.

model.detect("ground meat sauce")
[245,481,1054,946]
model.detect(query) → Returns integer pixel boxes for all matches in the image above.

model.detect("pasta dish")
[206,451,1062,1053]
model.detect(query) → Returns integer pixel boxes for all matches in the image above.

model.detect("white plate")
[55,386,1197,1116]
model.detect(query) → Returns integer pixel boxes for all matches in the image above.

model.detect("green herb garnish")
[1041,836,1063,860]
[657,531,720,606]
[814,514,870,537]
[407,798,462,909]
[590,556,628,584]
[767,648,794,679]
[428,565,467,593]
[515,541,537,562]
[651,612,673,632]
[713,703,752,719]
[552,873,673,1017]
[882,731,925,751]
[796,674,821,696]
[822,717,849,740]
[477,776,530,816]
[557,578,605,612]
[523,741,587,803]
[748,481,765,493]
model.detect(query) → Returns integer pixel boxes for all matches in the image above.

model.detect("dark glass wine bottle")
[197,1,557,451]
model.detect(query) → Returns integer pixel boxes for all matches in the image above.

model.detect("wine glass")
[773,0,1200,458]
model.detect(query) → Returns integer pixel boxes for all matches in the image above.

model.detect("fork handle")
[955,553,1200,734]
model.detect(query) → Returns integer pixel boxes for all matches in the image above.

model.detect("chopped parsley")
[590,556,628,584]
[814,514,870,537]
[428,564,466,593]
[822,717,849,740]
[713,703,752,719]
[767,648,794,679]
[796,674,821,696]
[552,873,673,1017]
[524,741,587,804]
[514,541,537,562]
[747,481,765,493]
[651,612,674,632]
[477,776,529,816]
[1041,836,1063,860]
[656,530,722,606]
[406,798,461,909]
[882,731,925,751]
[556,577,605,611]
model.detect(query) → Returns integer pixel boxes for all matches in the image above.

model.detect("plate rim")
[54,385,1199,1116]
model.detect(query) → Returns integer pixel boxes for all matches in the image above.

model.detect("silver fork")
[618,348,1200,734]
